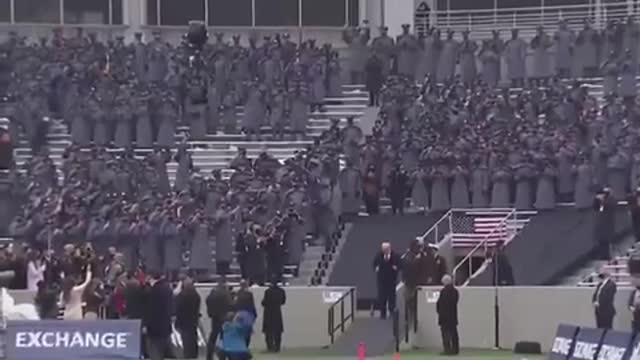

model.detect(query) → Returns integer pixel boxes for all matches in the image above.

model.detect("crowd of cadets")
[0,27,342,151]
[3,132,346,285]
[349,17,640,95]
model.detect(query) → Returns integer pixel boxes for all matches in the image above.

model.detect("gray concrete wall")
[414,286,635,351]
[7,286,356,351]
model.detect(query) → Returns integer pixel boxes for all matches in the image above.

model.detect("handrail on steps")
[327,287,356,345]
[451,209,516,285]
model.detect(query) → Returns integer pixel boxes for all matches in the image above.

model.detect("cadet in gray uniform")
[396,24,419,78]
[554,20,575,78]
[371,26,395,78]
[504,29,527,88]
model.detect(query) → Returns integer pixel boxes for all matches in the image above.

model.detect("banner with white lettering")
[569,327,606,360]
[597,330,633,360]
[549,324,580,360]
[5,320,141,360]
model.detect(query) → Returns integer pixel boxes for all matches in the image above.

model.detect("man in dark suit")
[144,272,173,360]
[436,274,459,356]
[206,279,233,360]
[593,268,617,329]
[372,242,400,319]
[593,188,616,260]
[261,279,287,352]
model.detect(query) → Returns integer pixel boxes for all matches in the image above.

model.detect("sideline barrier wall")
[415,287,635,351]
[8,286,355,351]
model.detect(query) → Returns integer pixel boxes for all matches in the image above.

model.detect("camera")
[186,21,208,49]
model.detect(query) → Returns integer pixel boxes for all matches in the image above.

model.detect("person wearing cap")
[342,25,370,84]
[437,29,458,83]
[479,35,500,87]
[593,188,616,260]
[396,24,419,78]
[601,50,620,97]
[372,26,394,77]
[623,16,640,71]
[373,242,400,319]
[531,25,552,87]
[459,30,478,85]
[365,51,384,107]
[338,159,363,218]
[148,30,169,83]
[576,19,600,77]
[133,32,148,82]
[554,19,575,78]
[504,28,527,88]
[593,268,617,329]
[620,49,637,106]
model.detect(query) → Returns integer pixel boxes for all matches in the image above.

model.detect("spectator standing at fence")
[436,274,459,356]
[261,279,286,353]
[593,268,617,329]
[373,242,400,319]
[175,277,201,359]
[207,280,234,360]
[61,268,92,320]
[144,272,173,360]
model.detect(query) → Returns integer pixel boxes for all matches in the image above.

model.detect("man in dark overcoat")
[261,281,287,353]
[372,242,400,319]
[436,274,459,355]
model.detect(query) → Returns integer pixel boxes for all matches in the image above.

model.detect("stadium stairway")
[328,213,443,310]
[469,206,631,286]
[7,84,370,184]
[325,313,397,356]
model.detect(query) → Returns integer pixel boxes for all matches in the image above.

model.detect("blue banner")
[549,324,580,360]
[597,330,632,360]
[569,327,606,360]
[5,320,141,360]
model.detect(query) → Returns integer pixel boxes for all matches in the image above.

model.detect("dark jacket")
[593,277,617,318]
[235,288,257,319]
[365,56,384,92]
[35,288,59,319]
[373,251,400,286]
[206,285,233,324]
[593,195,616,244]
[144,279,173,338]
[261,285,286,334]
[436,284,459,326]
[123,282,146,319]
[175,288,201,331]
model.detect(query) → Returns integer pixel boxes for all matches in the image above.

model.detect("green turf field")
[249,349,545,360]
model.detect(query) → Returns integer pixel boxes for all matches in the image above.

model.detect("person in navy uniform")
[372,242,400,319]
[592,268,617,329]
[437,274,459,356]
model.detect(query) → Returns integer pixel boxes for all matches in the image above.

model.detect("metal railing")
[327,287,355,344]
[451,209,517,285]
[434,1,633,34]
[417,209,454,245]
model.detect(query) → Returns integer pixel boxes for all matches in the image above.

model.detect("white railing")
[434,1,633,34]
[451,209,517,285]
